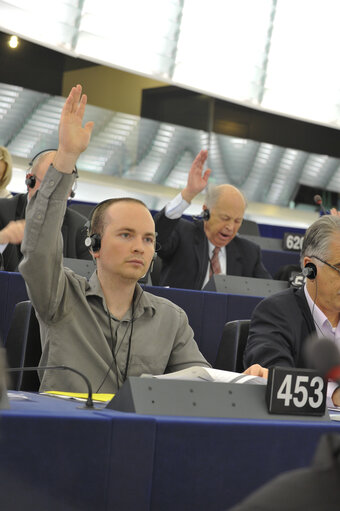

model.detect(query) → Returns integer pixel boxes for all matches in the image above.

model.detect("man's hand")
[330,208,340,217]
[53,84,94,174]
[332,387,340,406]
[181,149,211,203]
[0,220,25,245]
[244,364,269,379]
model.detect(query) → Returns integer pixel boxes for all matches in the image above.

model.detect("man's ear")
[303,256,312,267]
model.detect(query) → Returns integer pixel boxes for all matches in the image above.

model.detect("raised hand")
[182,150,211,203]
[53,84,94,174]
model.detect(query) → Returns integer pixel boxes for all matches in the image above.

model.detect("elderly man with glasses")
[244,214,340,406]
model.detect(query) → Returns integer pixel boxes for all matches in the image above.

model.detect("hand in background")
[0,219,25,245]
[181,149,211,203]
[244,364,269,379]
[331,387,340,406]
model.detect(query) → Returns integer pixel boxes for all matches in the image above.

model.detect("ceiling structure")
[1,0,340,128]
[0,81,338,225]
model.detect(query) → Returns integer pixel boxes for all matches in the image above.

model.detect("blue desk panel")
[1,392,339,511]
[145,286,262,365]
[259,223,306,239]
[261,249,300,278]
[0,393,114,511]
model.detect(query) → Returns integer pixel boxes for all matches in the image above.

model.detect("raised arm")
[20,85,94,321]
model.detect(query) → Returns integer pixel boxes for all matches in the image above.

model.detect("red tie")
[210,247,222,277]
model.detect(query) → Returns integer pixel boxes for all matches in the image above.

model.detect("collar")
[86,271,155,319]
[208,240,223,256]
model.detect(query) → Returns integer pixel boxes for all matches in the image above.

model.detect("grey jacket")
[19,166,209,393]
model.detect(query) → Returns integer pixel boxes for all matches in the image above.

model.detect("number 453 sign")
[266,366,327,416]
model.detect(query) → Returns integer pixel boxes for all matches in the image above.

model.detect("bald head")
[203,184,246,247]
[31,150,56,175]
[205,184,246,211]
[27,150,56,199]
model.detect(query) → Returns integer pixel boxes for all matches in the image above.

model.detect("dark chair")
[5,300,41,391]
[214,319,251,373]
[150,254,162,286]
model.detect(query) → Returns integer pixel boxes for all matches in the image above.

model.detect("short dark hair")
[90,197,149,235]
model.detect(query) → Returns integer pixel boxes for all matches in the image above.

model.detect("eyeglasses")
[311,255,340,276]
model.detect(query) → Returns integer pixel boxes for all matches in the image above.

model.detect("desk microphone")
[304,335,340,384]
[6,365,94,408]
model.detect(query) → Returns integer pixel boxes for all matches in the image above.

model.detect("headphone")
[85,231,101,252]
[194,208,210,221]
[84,199,114,253]
[25,148,78,198]
[302,262,317,280]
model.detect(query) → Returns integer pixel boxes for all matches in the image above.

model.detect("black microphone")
[6,365,94,408]
[304,335,340,384]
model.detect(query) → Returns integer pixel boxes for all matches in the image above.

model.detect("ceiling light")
[8,35,19,49]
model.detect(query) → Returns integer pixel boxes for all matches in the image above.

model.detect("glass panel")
[262,0,340,125]
[3,82,340,206]
[0,0,79,50]
[76,0,183,76]
[173,0,273,102]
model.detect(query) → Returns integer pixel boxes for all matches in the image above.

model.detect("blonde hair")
[0,146,13,189]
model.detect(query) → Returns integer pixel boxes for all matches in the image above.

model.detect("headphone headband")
[27,148,78,197]
[29,148,57,167]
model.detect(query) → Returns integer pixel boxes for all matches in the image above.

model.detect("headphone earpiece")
[302,262,317,280]
[202,208,210,221]
[85,234,101,252]
[193,208,210,221]
[25,173,36,189]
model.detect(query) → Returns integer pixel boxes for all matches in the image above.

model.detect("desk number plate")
[282,232,304,251]
[266,366,327,416]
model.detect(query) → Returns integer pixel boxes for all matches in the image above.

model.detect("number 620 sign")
[282,232,304,251]
[266,366,327,416]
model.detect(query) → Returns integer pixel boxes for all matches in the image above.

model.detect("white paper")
[142,366,267,385]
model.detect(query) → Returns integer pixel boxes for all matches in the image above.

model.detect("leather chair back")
[5,300,41,391]
[214,319,250,372]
